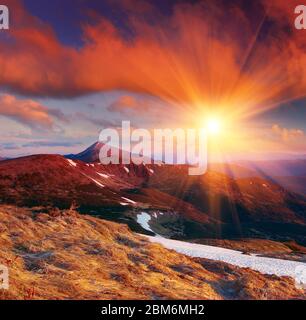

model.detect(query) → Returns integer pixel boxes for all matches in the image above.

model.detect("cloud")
[5,0,247,108]
[0,94,66,130]
[272,124,304,142]
[73,111,117,128]
[47,108,69,123]
[22,141,82,148]
[0,142,20,150]
[0,0,306,120]
[108,95,150,113]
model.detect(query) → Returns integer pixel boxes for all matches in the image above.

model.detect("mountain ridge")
[0,149,306,245]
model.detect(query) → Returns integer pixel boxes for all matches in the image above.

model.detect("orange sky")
[0,0,306,158]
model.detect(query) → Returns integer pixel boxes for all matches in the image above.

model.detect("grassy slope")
[0,205,304,300]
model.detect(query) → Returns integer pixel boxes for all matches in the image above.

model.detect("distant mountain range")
[210,159,306,177]
[66,142,306,196]
[0,142,305,246]
[209,160,306,195]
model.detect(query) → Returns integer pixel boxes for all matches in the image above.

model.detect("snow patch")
[97,172,109,179]
[121,197,136,204]
[90,178,105,188]
[147,236,306,281]
[67,159,77,167]
[137,212,154,233]
[119,202,129,206]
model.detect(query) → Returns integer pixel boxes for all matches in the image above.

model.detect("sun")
[206,118,221,135]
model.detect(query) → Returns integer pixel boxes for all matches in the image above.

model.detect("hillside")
[0,154,306,245]
[0,155,213,235]
[271,176,306,196]
[0,205,304,300]
[146,165,306,242]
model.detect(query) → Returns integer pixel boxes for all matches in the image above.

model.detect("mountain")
[147,165,306,223]
[144,165,306,244]
[0,154,215,237]
[238,159,306,177]
[210,159,306,178]
[273,176,306,196]
[66,141,153,164]
[209,163,259,179]
[66,142,112,163]
[210,160,306,196]
[1,147,306,245]
[0,154,169,208]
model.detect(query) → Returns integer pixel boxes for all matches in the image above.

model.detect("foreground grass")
[0,205,304,300]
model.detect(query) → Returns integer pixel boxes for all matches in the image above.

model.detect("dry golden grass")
[0,205,304,300]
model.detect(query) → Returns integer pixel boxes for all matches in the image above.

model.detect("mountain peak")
[66,141,153,164]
